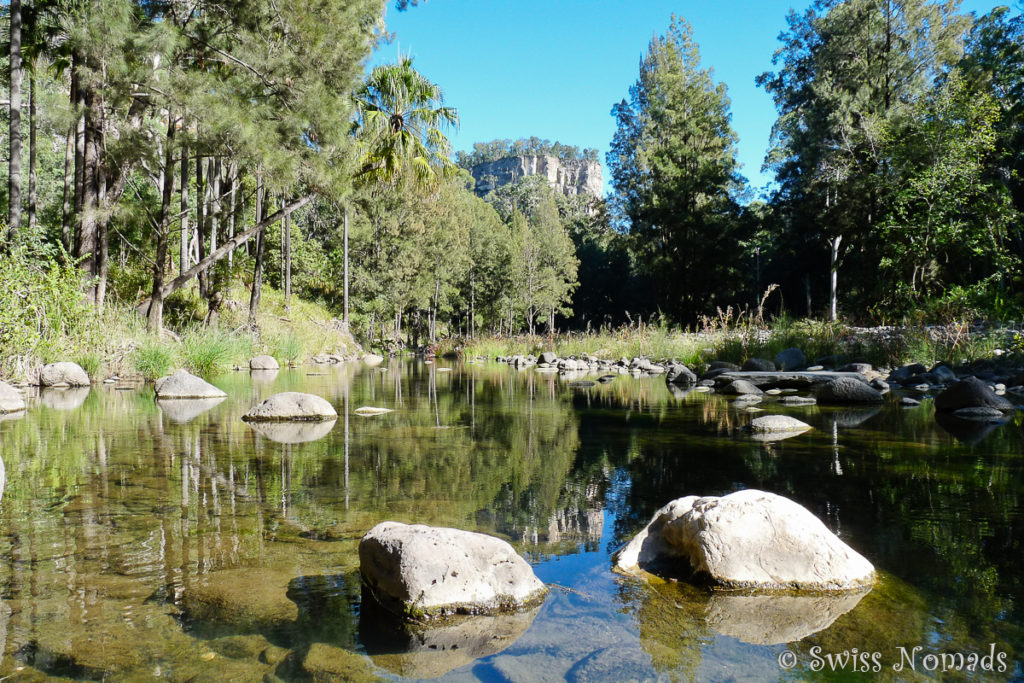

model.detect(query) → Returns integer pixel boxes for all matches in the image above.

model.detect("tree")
[8,0,23,241]
[608,15,745,323]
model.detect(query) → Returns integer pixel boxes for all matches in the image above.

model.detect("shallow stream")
[0,361,1022,681]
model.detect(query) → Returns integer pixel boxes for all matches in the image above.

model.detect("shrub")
[133,340,174,380]
[180,327,245,377]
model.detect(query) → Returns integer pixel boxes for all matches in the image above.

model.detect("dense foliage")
[455,138,601,168]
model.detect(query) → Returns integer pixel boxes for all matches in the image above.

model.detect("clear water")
[0,361,1021,681]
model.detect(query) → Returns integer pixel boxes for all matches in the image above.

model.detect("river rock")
[708,361,741,372]
[615,489,874,591]
[359,522,547,619]
[362,353,385,367]
[720,380,763,396]
[816,377,884,404]
[155,369,228,399]
[182,568,299,632]
[930,364,957,383]
[742,358,776,372]
[539,351,557,365]
[666,364,697,385]
[242,392,337,421]
[748,415,812,434]
[934,376,1014,413]
[354,406,393,416]
[39,361,90,387]
[774,348,806,371]
[887,363,927,384]
[249,355,280,370]
[0,381,26,414]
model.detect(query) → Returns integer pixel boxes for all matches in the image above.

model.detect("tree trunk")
[830,235,842,322]
[147,115,178,333]
[470,269,475,339]
[27,74,37,235]
[227,164,238,267]
[8,0,23,241]
[343,206,349,328]
[284,208,291,306]
[179,127,189,276]
[196,154,206,297]
[62,125,74,252]
[135,194,314,313]
[73,62,85,251]
[79,86,102,303]
[249,172,265,324]
[96,130,108,309]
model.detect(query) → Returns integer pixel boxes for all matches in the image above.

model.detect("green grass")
[180,326,251,377]
[132,339,175,380]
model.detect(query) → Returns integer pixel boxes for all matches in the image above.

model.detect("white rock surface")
[249,355,280,370]
[748,415,812,434]
[39,362,90,387]
[616,489,874,591]
[359,522,547,618]
[0,381,26,414]
[242,392,337,422]
[154,369,227,399]
[354,406,393,416]
[362,354,385,367]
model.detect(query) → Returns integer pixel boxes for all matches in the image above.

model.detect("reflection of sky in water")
[0,361,1019,680]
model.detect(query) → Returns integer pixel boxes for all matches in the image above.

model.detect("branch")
[135,194,315,313]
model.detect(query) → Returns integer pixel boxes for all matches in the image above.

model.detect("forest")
[0,0,1022,367]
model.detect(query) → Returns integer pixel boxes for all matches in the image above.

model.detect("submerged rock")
[182,568,299,632]
[720,379,763,396]
[666,363,698,385]
[359,521,547,619]
[155,369,227,399]
[362,353,385,367]
[934,376,1014,413]
[40,361,90,387]
[0,381,26,414]
[242,392,337,422]
[748,415,812,435]
[249,355,280,370]
[707,590,867,646]
[615,489,874,591]
[354,406,393,416]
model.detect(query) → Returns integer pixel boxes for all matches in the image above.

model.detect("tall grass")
[132,339,175,380]
[180,326,251,377]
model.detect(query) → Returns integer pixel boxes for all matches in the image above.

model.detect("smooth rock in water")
[934,376,1014,413]
[870,378,889,392]
[40,361,90,387]
[887,363,927,384]
[900,397,921,407]
[817,377,884,405]
[157,397,225,423]
[748,415,812,434]
[539,351,557,365]
[666,363,697,386]
[720,379,763,396]
[708,360,741,372]
[155,369,228,399]
[616,489,874,591]
[838,362,872,374]
[359,522,547,619]
[247,419,336,444]
[182,568,298,632]
[774,348,806,372]
[597,374,616,383]
[362,353,385,367]
[0,381,26,414]
[249,355,280,370]
[931,364,957,383]
[242,392,337,422]
[354,406,393,416]
[779,395,817,406]
[742,358,776,372]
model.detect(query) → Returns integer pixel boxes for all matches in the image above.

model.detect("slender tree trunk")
[80,87,102,303]
[249,172,265,324]
[8,0,23,242]
[830,235,842,322]
[96,132,108,309]
[470,269,475,339]
[147,115,178,333]
[180,125,189,276]
[62,125,74,252]
[284,208,291,306]
[27,74,37,235]
[196,155,206,297]
[343,206,349,328]
[227,164,237,268]
[73,62,85,251]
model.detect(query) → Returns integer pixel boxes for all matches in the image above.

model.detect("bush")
[133,340,174,380]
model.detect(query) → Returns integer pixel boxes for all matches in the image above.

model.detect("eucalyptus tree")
[8,0,23,241]
[608,14,745,323]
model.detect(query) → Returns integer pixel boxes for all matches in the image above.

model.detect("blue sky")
[373,1,1018,198]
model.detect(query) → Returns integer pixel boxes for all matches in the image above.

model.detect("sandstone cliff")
[469,155,603,199]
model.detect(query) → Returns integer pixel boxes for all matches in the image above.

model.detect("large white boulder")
[359,522,547,619]
[0,381,26,414]
[154,369,227,399]
[616,489,874,591]
[249,355,280,370]
[242,392,337,422]
[39,361,90,387]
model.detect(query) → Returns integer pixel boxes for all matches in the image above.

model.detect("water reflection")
[0,363,1018,680]
[156,396,226,423]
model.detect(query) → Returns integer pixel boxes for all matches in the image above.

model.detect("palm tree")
[343,55,458,326]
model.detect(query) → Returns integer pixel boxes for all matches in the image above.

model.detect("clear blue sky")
[373,1,1018,199]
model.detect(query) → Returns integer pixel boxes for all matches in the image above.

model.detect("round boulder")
[615,490,874,591]
[748,415,812,434]
[538,351,557,365]
[362,353,385,367]
[242,392,337,422]
[0,381,26,414]
[774,348,807,372]
[816,377,884,405]
[249,355,280,370]
[666,364,697,385]
[154,369,228,399]
[720,380,763,396]
[359,522,548,619]
[742,358,776,372]
[40,361,90,387]
[934,376,1014,413]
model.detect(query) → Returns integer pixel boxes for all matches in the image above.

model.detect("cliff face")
[469,155,603,199]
